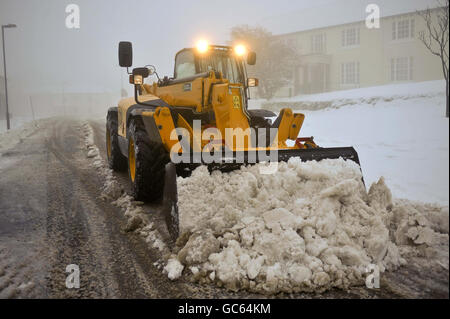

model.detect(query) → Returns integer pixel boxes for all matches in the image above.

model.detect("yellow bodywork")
[128,137,136,181]
[117,70,308,155]
[106,127,112,157]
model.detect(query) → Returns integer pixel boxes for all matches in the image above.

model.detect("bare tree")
[231,25,298,100]
[417,0,449,117]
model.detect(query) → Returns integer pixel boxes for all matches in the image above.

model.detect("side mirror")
[247,78,259,87]
[119,41,133,67]
[247,51,256,65]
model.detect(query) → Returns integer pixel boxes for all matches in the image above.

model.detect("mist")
[0,0,438,128]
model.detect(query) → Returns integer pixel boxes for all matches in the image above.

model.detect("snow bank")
[172,159,448,293]
[252,80,449,205]
[255,80,447,112]
[0,119,49,152]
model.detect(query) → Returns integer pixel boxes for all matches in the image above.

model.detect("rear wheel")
[127,119,169,202]
[106,115,127,171]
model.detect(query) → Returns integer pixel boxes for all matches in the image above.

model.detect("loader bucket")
[162,147,361,240]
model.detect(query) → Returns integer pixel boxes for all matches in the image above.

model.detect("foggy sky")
[0,0,438,109]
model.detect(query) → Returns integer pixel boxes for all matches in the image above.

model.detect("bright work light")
[196,40,209,53]
[234,44,247,56]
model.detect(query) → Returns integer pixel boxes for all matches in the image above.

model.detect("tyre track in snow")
[43,118,190,298]
[0,120,50,298]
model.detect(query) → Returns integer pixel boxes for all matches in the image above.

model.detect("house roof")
[259,0,438,36]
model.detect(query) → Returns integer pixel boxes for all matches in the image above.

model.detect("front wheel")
[127,120,169,202]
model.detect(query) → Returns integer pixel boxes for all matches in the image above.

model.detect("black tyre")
[127,119,169,202]
[106,114,127,171]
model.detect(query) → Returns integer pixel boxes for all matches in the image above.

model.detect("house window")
[342,27,360,47]
[392,19,415,40]
[391,57,414,81]
[286,38,296,48]
[311,33,326,53]
[341,62,360,85]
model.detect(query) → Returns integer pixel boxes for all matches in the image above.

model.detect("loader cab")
[173,46,251,86]
[174,49,196,79]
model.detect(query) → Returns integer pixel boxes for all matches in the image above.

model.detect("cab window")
[197,51,244,84]
[175,50,196,79]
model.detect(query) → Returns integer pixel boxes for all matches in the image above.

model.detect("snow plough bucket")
[162,146,361,240]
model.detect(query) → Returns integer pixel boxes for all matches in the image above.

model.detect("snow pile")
[387,198,449,266]
[164,258,184,280]
[82,123,125,202]
[171,158,448,293]
[0,118,52,152]
[82,122,103,170]
[112,194,168,253]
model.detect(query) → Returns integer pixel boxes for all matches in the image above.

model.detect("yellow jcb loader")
[106,41,361,239]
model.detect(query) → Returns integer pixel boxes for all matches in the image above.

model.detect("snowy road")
[0,118,224,298]
[0,117,448,298]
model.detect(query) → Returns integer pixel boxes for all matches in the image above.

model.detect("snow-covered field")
[250,80,449,206]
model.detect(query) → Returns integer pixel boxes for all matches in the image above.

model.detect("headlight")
[234,44,247,56]
[196,40,209,53]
